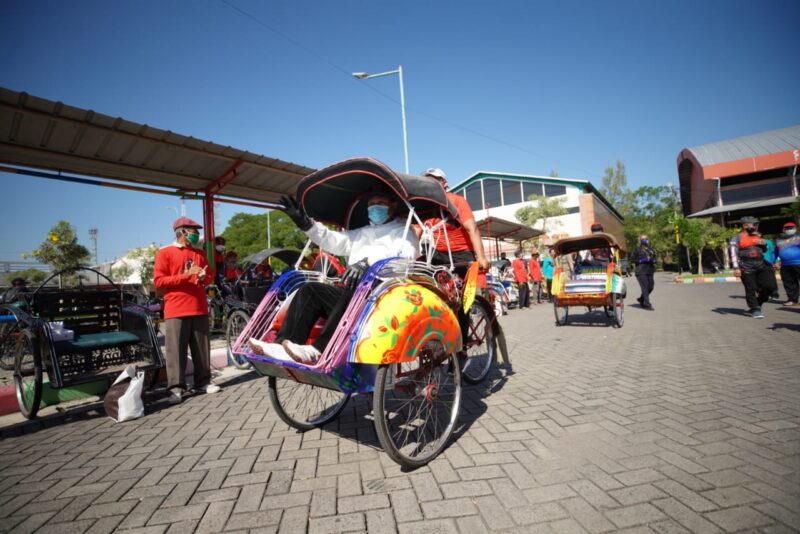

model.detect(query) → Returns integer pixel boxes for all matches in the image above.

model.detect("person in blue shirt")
[541,248,555,302]
[776,221,800,306]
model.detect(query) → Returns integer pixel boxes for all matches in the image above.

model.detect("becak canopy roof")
[552,232,621,255]
[295,157,458,229]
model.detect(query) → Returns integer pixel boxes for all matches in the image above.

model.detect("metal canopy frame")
[474,216,544,258]
[0,87,316,263]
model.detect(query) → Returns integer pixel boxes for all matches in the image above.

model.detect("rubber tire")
[461,304,496,385]
[554,300,569,326]
[14,329,42,419]
[612,293,624,328]
[226,310,251,370]
[373,345,462,469]
[268,376,349,431]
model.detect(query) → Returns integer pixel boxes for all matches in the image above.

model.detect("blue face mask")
[640,239,649,245]
[367,204,390,225]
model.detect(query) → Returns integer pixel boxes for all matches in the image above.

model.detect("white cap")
[423,168,446,181]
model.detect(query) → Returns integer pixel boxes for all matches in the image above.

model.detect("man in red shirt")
[528,250,543,304]
[154,217,221,404]
[422,168,490,270]
[512,250,530,308]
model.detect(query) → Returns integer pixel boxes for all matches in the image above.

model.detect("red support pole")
[203,194,216,269]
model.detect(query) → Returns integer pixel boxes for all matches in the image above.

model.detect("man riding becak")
[249,190,419,364]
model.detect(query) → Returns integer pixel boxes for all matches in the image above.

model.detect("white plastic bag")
[104,365,145,422]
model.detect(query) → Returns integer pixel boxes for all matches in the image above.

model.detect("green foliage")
[222,211,306,259]
[600,160,634,215]
[128,245,159,290]
[110,262,135,283]
[548,169,559,177]
[515,194,568,235]
[780,196,800,222]
[25,221,91,271]
[3,269,47,285]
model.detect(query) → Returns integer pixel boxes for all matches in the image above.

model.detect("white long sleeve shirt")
[305,219,419,266]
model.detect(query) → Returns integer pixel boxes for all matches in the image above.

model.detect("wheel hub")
[424,383,438,402]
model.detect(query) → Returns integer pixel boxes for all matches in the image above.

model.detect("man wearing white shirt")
[250,191,419,363]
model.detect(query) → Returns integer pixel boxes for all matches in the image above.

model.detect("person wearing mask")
[249,191,419,364]
[630,234,656,310]
[223,251,242,283]
[528,251,543,304]
[1,277,29,304]
[498,252,511,275]
[213,236,226,278]
[776,221,800,306]
[511,250,530,308]
[154,217,221,404]
[541,248,555,302]
[763,236,780,301]
[730,216,778,319]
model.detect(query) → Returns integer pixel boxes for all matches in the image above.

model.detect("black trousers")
[635,273,655,307]
[277,282,353,352]
[780,264,800,303]
[740,263,778,311]
[517,282,530,308]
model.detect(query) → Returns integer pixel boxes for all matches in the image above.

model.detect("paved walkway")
[1,274,798,533]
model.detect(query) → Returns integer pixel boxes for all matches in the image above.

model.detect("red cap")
[172,217,203,231]
[784,221,797,228]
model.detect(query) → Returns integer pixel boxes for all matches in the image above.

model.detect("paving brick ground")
[1,273,798,533]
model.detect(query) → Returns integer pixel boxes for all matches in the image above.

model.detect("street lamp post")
[352,66,409,174]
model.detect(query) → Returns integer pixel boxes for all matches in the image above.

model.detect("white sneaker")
[168,391,182,404]
[282,340,321,364]
[204,383,221,394]
[249,338,294,362]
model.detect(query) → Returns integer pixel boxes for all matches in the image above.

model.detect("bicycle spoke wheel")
[374,341,462,469]
[461,304,495,385]
[268,376,349,431]
[14,329,42,419]
[0,319,20,371]
[612,294,624,328]
[226,310,251,369]
[554,300,569,326]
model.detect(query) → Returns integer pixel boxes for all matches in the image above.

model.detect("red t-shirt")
[154,244,210,319]
[225,267,242,281]
[426,193,475,252]
[512,258,528,283]
[528,258,543,282]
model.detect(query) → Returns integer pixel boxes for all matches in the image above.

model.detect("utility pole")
[88,228,98,265]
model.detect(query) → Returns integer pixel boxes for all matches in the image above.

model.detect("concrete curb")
[0,346,233,416]
[675,276,738,284]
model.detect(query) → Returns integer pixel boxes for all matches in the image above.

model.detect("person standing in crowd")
[512,250,530,308]
[763,236,780,301]
[541,248,555,302]
[498,252,511,275]
[154,217,221,404]
[528,250,543,304]
[212,236,226,278]
[730,216,778,319]
[630,234,656,310]
[776,221,800,306]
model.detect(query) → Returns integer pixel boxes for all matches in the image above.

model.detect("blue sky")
[1,0,798,263]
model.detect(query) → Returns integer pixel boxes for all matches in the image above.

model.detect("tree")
[111,262,134,284]
[25,221,91,271]
[706,223,737,270]
[515,195,568,236]
[3,269,47,286]
[623,185,676,262]
[128,245,159,291]
[780,196,800,223]
[600,160,634,215]
[681,217,716,275]
[222,211,306,259]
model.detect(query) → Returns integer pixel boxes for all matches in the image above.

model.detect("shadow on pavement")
[711,307,749,316]
[769,323,800,332]
[310,364,513,472]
